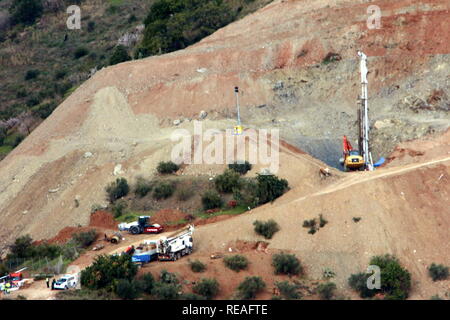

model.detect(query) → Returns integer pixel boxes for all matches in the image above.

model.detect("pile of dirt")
[151,209,191,226]
[89,211,117,230]
[45,226,95,245]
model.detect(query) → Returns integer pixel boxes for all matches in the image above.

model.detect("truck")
[156,225,194,261]
[118,216,164,235]
[130,240,158,264]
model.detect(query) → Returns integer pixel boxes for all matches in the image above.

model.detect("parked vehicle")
[157,225,194,261]
[53,274,77,290]
[118,216,164,235]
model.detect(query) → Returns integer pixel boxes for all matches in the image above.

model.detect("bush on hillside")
[349,255,411,300]
[253,219,279,239]
[193,278,219,300]
[106,178,130,203]
[428,263,449,281]
[109,45,131,66]
[201,190,223,210]
[156,161,179,174]
[237,276,266,299]
[214,169,241,193]
[10,0,43,26]
[272,253,302,276]
[134,177,152,197]
[223,255,248,272]
[74,47,89,59]
[80,254,137,291]
[229,161,252,175]
[153,181,175,200]
[116,279,140,300]
[275,281,301,300]
[72,230,97,248]
[256,174,288,205]
[176,185,194,201]
[112,200,127,218]
[24,69,39,80]
[189,260,206,273]
[317,282,336,300]
[151,281,180,300]
[136,273,155,294]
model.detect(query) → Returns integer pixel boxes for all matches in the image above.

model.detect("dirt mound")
[151,209,190,226]
[45,226,95,245]
[88,211,117,230]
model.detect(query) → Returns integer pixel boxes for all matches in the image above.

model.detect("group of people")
[45,277,56,290]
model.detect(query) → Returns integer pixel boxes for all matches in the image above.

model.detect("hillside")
[0,0,449,300]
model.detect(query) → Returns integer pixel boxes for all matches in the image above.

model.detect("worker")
[5,282,11,295]
[51,278,56,290]
[46,277,50,288]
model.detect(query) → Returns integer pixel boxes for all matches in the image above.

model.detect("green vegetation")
[428,263,449,281]
[193,278,219,300]
[176,185,194,201]
[255,174,288,205]
[201,190,223,210]
[272,252,302,276]
[112,200,128,218]
[189,259,206,273]
[80,254,138,291]
[348,255,411,300]
[237,276,266,299]
[134,177,153,197]
[153,181,175,199]
[109,45,131,65]
[228,161,252,175]
[214,169,241,193]
[71,230,97,249]
[275,281,301,300]
[106,178,130,203]
[74,47,89,59]
[253,219,279,239]
[116,279,140,300]
[157,161,180,174]
[223,255,249,272]
[302,214,328,234]
[24,69,39,80]
[9,0,43,26]
[317,282,336,300]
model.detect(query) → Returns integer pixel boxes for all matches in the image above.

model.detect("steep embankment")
[0,0,449,275]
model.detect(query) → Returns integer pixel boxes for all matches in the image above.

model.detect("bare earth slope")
[0,0,449,299]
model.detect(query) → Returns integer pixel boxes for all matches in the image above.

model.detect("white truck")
[156,225,194,261]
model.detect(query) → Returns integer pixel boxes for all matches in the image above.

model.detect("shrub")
[233,178,259,208]
[275,281,301,300]
[189,260,206,273]
[223,255,248,272]
[370,254,411,300]
[214,169,241,193]
[237,276,266,299]
[153,181,175,200]
[116,279,140,300]
[74,47,89,59]
[10,0,43,25]
[134,177,152,197]
[253,219,279,239]
[151,282,180,300]
[112,200,127,218]
[229,161,252,175]
[349,255,412,300]
[348,273,375,299]
[272,253,302,276]
[109,45,131,66]
[319,214,328,228]
[106,178,130,203]
[193,278,219,300]
[428,263,449,281]
[317,282,336,300]
[176,185,194,201]
[256,174,288,205]
[136,273,155,294]
[24,69,39,80]
[159,269,179,285]
[80,254,137,291]
[87,21,95,32]
[156,161,180,174]
[72,230,97,248]
[201,190,223,210]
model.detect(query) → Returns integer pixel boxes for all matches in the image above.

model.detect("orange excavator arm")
[343,135,353,155]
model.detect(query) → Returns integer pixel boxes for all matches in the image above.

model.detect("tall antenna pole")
[358,51,373,171]
[235,86,241,126]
